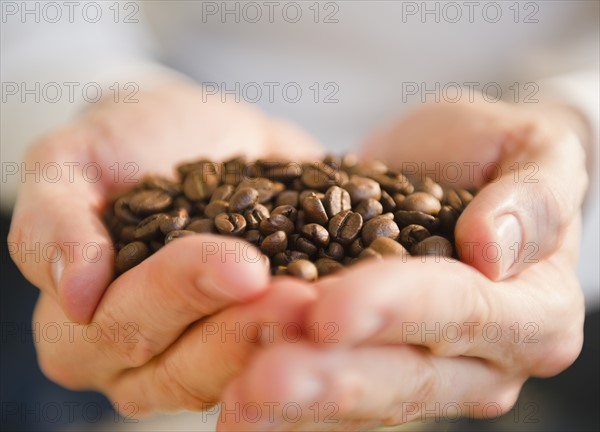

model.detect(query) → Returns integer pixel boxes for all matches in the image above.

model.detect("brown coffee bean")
[238,178,275,203]
[113,196,141,224]
[314,258,344,277]
[128,190,172,216]
[343,175,381,205]
[272,250,310,266]
[119,225,136,243]
[259,214,295,236]
[244,204,270,229]
[328,210,363,245]
[165,229,198,244]
[291,235,318,257]
[215,213,246,235]
[379,190,397,213]
[358,247,382,261]
[300,223,330,247]
[355,198,383,221]
[116,241,150,274]
[369,172,414,195]
[444,190,464,212]
[186,218,215,233]
[323,185,351,218]
[173,196,193,214]
[159,208,190,234]
[271,205,298,222]
[261,230,288,256]
[229,187,259,213]
[348,238,365,257]
[368,237,409,257]
[183,169,219,201]
[398,192,441,215]
[275,190,300,208]
[412,235,453,257]
[134,214,166,241]
[302,193,329,225]
[204,200,230,218]
[301,163,340,191]
[243,229,263,245]
[399,224,431,249]
[286,259,318,281]
[211,184,235,202]
[295,210,306,232]
[361,215,400,246]
[457,189,474,206]
[413,176,444,201]
[438,205,460,235]
[141,176,181,196]
[394,210,440,232]
[299,190,324,203]
[318,242,345,261]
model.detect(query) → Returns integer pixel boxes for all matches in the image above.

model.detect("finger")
[218,343,522,432]
[307,258,583,373]
[108,278,316,414]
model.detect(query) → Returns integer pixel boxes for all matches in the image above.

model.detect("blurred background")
[1,1,599,431]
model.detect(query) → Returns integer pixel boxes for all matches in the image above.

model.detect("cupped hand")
[8,81,322,414]
[218,98,589,431]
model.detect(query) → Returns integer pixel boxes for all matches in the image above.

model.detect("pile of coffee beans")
[104,155,474,281]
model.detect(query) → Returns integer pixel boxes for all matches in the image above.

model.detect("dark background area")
[1,212,598,432]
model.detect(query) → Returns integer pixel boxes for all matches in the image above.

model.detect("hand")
[8,81,322,414]
[217,98,589,431]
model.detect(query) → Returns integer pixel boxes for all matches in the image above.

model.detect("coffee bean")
[114,197,141,224]
[173,196,193,214]
[399,224,431,249]
[394,210,440,232]
[271,205,298,222]
[301,164,340,191]
[134,214,166,241]
[116,241,150,274]
[259,214,295,236]
[186,218,215,233]
[300,223,330,247]
[215,213,246,235]
[369,172,414,195]
[128,190,172,216]
[261,231,288,256]
[314,258,344,277]
[355,198,383,221]
[204,200,230,218]
[229,187,259,213]
[348,238,365,257]
[299,190,324,203]
[286,259,318,281]
[272,250,309,266]
[291,235,318,257]
[412,235,453,258]
[369,236,409,257]
[211,184,235,202]
[358,247,382,261]
[183,169,219,202]
[318,242,345,261]
[275,190,299,208]
[302,193,329,225]
[379,190,397,213]
[328,210,363,245]
[244,204,270,229]
[413,176,444,201]
[165,229,198,244]
[361,215,400,246]
[141,176,181,196]
[343,175,381,205]
[398,192,441,215]
[243,229,263,245]
[323,185,351,218]
[159,208,190,234]
[238,178,275,203]
[438,205,460,235]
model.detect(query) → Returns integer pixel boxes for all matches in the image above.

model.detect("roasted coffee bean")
[141,176,181,196]
[348,238,365,257]
[134,214,166,241]
[350,159,387,177]
[286,259,318,281]
[413,176,444,201]
[361,215,400,246]
[315,258,344,277]
[215,213,246,235]
[119,225,136,243]
[186,218,215,233]
[271,205,298,222]
[243,229,263,245]
[318,242,345,261]
[211,184,235,202]
[328,210,363,245]
[165,230,198,244]
[300,223,330,247]
[323,185,351,218]
[358,247,382,260]
[444,190,463,212]
[457,189,474,206]
[343,256,359,266]
[113,197,142,224]
[295,210,306,232]
[261,230,288,256]
[272,250,310,266]
[177,159,220,179]
[204,200,230,218]
[355,198,383,221]
[127,190,172,216]
[369,172,414,195]
[159,208,190,234]
[369,236,409,257]
[438,205,460,235]
[258,159,303,182]
[229,187,259,213]
[259,214,295,236]
[301,163,340,190]
[183,169,219,201]
[412,235,453,258]
[173,196,193,213]
[394,210,440,232]
[299,189,324,203]
[116,241,150,274]
[244,204,270,229]
[292,235,318,257]
[275,190,300,208]
[274,265,288,276]
[238,178,275,203]
[399,224,431,249]
[343,175,381,204]
[379,190,397,213]
[150,240,164,253]
[398,191,441,216]
[302,193,329,225]
[392,193,406,206]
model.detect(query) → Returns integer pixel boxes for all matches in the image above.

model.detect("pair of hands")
[9,82,588,430]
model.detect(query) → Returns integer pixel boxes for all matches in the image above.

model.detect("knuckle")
[36,345,86,390]
[491,382,523,416]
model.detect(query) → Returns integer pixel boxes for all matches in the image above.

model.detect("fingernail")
[51,256,65,290]
[495,214,522,278]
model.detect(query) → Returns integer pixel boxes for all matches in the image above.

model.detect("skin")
[9,84,589,429]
